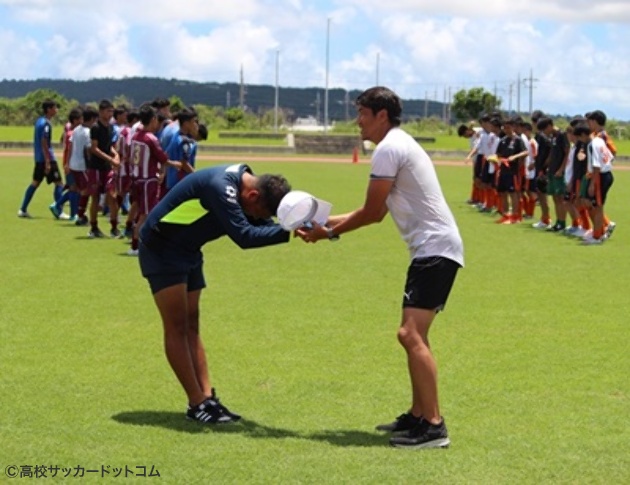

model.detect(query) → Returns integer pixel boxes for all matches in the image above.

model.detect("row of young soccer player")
[458,109,616,245]
[18,97,207,255]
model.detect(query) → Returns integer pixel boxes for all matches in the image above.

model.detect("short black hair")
[42,99,58,113]
[355,86,402,126]
[82,107,98,123]
[522,122,533,131]
[114,105,128,118]
[68,107,83,123]
[178,108,197,124]
[98,99,114,111]
[151,97,171,109]
[256,174,292,217]
[127,109,140,125]
[570,115,586,127]
[197,123,208,141]
[531,110,545,124]
[573,124,591,137]
[586,110,607,126]
[457,124,470,137]
[139,104,157,126]
[536,117,553,131]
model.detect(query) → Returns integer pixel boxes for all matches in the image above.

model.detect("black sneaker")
[110,228,122,238]
[186,397,232,424]
[375,412,421,434]
[75,216,88,226]
[88,228,105,238]
[389,417,450,449]
[210,388,241,421]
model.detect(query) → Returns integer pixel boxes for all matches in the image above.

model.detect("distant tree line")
[0,77,450,126]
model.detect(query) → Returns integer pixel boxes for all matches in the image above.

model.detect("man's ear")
[242,187,260,204]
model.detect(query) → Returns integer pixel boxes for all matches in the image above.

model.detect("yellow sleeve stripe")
[159,199,208,225]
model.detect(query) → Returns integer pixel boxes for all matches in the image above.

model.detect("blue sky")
[1,0,630,120]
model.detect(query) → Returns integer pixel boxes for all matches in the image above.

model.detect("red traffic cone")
[352,146,359,164]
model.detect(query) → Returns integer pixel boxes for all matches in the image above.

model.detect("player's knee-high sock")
[21,185,37,212]
[69,192,80,217]
[53,185,63,203]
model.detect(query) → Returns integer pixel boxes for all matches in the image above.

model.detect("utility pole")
[522,68,539,115]
[516,73,521,114]
[508,82,513,113]
[424,90,428,118]
[324,17,330,133]
[274,50,279,133]
[376,52,380,85]
[239,64,246,111]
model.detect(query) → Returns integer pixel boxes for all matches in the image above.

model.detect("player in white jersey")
[69,107,99,225]
[297,86,463,450]
[574,124,614,244]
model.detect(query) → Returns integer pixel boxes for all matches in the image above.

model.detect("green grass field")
[1,155,629,483]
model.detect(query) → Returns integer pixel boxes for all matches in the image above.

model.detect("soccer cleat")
[186,397,233,424]
[58,212,71,220]
[582,235,604,245]
[389,417,451,449]
[209,388,241,421]
[605,222,616,239]
[17,209,32,218]
[68,215,78,223]
[49,202,61,220]
[571,227,588,238]
[581,229,593,240]
[75,216,89,226]
[88,228,105,239]
[110,228,122,238]
[532,221,551,229]
[496,215,511,224]
[123,227,134,238]
[376,412,422,434]
[126,248,139,256]
[563,226,579,236]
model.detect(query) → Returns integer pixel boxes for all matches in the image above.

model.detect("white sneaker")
[581,229,593,240]
[532,221,551,229]
[58,212,71,220]
[582,235,604,245]
[17,209,32,218]
[606,221,616,239]
[572,227,588,238]
[563,226,579,236]
[127,248,139,256]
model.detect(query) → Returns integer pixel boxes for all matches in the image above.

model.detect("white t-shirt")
[565,144,575,185]
[485,132,501,174]
[69,125,91,171]
[588,137,614,174]
[370,128,464,266]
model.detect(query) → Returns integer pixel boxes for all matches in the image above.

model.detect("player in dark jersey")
[494,119,527,224]
[139,164,292,424]
[532,116,553,229]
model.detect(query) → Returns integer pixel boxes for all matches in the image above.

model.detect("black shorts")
[139,241,206,294]
[497,166,520,193]
[403,256,461,312]
[481,161,494,185]
[474,155,483,179]
[33,161,62,184]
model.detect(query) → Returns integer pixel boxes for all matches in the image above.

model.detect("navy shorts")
[403,256,461,312]
[139,241,206,294]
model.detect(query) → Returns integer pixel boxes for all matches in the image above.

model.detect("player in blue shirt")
[162,109,199,196]
[139,164,291,424]
[18,99,65,218]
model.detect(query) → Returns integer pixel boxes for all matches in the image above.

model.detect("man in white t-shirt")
[69,107,99,225]
[297,86,464,450]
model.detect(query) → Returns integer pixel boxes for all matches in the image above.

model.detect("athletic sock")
[21,185,37,212]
